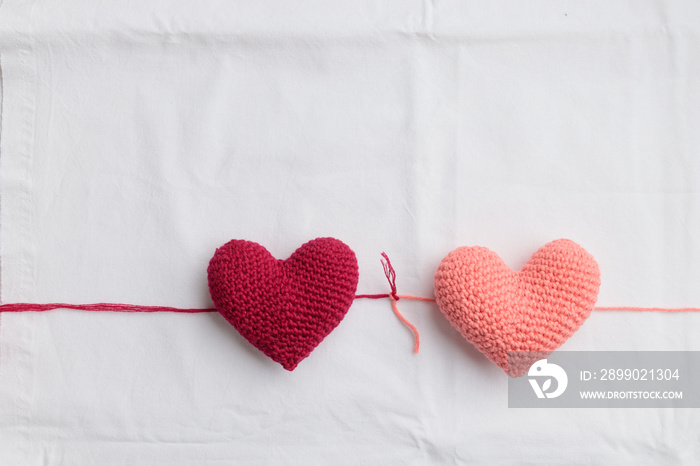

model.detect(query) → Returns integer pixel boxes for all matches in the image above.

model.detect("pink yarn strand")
[3,303,698,316]
[397,295,436,303]
[594,306,700,312]
[389,294,420,353]
[354,255,423,351]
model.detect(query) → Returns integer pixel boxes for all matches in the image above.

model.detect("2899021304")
[589,368,680,381]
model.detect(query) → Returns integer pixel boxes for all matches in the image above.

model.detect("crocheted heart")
[434,239,600,377]
[207,237,359,370]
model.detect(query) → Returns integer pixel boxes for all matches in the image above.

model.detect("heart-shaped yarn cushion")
[207,237,359,370]
[434,239,600,377]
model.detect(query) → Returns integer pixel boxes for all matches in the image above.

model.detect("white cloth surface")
[1,0,700,464]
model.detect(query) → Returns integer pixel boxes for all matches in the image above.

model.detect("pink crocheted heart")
[207,237,359,371]
[434,239,600,377]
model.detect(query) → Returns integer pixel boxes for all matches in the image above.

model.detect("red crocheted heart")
[434,239,600,377]
[207,237,359,371]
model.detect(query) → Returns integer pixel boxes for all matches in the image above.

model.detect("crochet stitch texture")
[434,239,600,377]
[207,237,359,370]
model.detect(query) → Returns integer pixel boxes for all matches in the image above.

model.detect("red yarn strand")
[381,252,399,300]
[353,252,423,353]
[3,302,697,316]
[0,303,215,313]
[354,293,391,300]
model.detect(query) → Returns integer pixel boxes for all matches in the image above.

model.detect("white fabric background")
[1,0,700,464]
